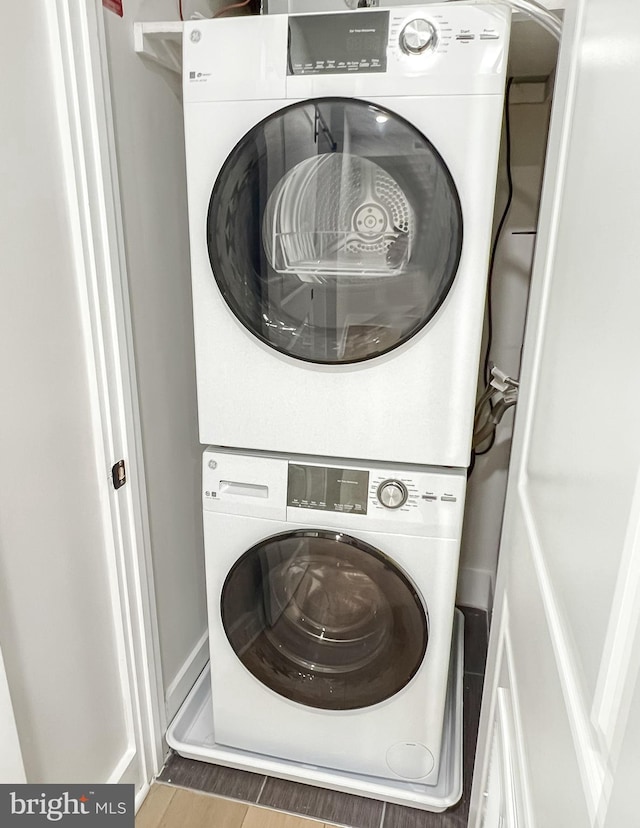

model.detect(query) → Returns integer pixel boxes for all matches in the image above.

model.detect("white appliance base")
[165,611,464,813]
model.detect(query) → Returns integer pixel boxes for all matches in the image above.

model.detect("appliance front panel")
[185,93,503,465]
[203,508,459,782]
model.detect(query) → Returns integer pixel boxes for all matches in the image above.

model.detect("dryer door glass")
[220,529,428,710]
[208,97,462,364]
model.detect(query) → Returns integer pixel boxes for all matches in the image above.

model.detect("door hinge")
[112,459,127,490]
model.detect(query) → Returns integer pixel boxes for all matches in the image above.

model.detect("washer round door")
[208,97,463,364]
[220,530,428,710]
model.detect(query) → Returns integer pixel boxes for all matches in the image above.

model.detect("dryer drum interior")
[220,530,429,710]
[207,97,463,364]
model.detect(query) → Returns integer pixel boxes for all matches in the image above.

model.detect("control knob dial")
[377,479,408,509]
[399,18,438,55]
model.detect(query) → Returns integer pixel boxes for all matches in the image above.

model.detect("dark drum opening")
[208,97,463,365]
[220,530,429,710]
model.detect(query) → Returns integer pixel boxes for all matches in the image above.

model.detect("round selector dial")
[377,479,409,509]
[399,18,438,55]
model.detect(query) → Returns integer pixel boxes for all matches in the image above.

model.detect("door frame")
[469,0,590,823]
[47,0,167,799]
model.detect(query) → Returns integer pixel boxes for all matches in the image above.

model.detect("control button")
[399,18,438,55]
[441,494,458,502]
[422,493,437,501]
[377,479,409,509]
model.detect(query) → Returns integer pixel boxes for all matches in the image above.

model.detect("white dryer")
[201,447,466,785]
[183,5,510,466]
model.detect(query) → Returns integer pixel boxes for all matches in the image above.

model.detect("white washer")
[183,6,510,467]
[202,447,466,784]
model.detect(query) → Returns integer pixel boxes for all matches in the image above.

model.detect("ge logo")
[190,29,202,43]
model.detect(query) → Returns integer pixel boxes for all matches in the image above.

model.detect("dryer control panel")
[286,7,507,77]
[183,4,510,104]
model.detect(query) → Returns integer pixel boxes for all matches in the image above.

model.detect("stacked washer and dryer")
[170,3,510,812]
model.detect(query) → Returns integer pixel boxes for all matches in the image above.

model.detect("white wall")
[0,0,138,783]
[458,96,552,609]
[102,0,208,721]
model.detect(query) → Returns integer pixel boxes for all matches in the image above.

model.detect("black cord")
[467,449,476,478]
[470,77,514,469]
[474,428,496,457]
[482,75,514,389]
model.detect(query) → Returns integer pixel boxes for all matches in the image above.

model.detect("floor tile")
[383,801,466,828]
[458,606,489,676]
[259,778,383,828]
[136,784,176,828]
[460,674,484,812]
[243,805,326,828]
[159,754,265,802]
[157,788,248,828]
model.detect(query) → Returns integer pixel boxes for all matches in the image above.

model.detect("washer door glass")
[220,530,428,710]
[207,97,462,364]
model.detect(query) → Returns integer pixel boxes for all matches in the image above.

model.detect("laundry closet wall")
[102,0,208,724]
[460,88,553,609]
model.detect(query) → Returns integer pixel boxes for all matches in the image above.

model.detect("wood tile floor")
[137,785,328,828]
[138,607,488,828]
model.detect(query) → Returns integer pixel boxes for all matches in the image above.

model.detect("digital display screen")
[287,464,369,514]
[288,12,389,76]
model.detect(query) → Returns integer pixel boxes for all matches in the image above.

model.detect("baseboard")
[107,747,136,784]
[456,567,494,614]
[164,630,209,724]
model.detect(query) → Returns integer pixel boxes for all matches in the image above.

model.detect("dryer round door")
[208,97,463,364]
[220,529,428,710]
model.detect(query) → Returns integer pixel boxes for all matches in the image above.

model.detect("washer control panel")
[291,461,466,538]
[203,449,466,539]
[284,459,465,537]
